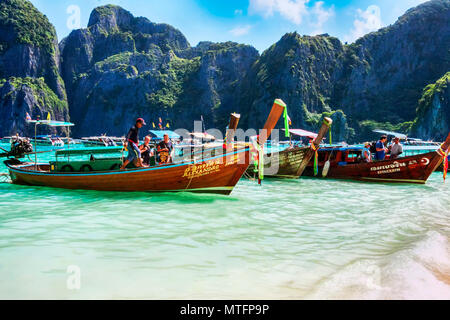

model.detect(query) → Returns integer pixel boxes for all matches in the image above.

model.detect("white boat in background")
[32,135,65,147]
[81,135,124,147]
[0,136,12,144]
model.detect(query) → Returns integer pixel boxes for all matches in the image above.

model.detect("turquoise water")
[0,143,449,299]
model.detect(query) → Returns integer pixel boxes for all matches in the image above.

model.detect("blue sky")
[30,0,428,52]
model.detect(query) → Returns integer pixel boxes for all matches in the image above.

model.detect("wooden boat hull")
[6,149,251,195]
[303,151,445,184]
[246,117,333,179]
[247,146,309,178]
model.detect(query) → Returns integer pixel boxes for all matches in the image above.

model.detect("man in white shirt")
[390,137,403,159]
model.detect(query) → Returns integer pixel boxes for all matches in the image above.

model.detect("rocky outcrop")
[0,77,69,136]
[240,33,345,130]
[411,72,450,140]
[0,0,68,136]
[339,0,450,124]
[61,5,258,136]
[240,0,450,140]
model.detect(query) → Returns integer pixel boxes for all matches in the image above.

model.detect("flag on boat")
[166,123,170,128]
[152,122,156,128]
[47,112,51,121]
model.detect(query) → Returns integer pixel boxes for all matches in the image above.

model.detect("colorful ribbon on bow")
[311,143,319,176]
[437,144,449,182]
[283,107,291,138]
[444,151,449,182]
[250,137,264,183]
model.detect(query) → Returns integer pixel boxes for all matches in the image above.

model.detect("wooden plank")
[225,113,240,144]
[295,117,332,176]
[257,99,286,146]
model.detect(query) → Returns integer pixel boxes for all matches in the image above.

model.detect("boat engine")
[8,136,34,158]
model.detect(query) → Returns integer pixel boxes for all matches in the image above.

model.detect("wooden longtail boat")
[247,117,332,179]
[302,133,450,184]
[4,100,286,195]
[5,149,250,195]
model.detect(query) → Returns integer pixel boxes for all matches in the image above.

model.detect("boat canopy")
[284,129,318,139]
[55,146,123,157]
[149,130,181,140]
[27,120,75,127]
[373,129,407,139]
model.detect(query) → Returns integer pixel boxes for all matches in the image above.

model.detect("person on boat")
[157,134,174,164]
[363,142,372,162]
[140,135,154,166]
[389,137,403,160]
[375,135,388,160]
[121,118,147,170]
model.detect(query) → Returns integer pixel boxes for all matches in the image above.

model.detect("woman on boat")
[363,142,372,162]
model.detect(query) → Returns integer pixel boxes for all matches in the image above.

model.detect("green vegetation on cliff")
[0,0,56,54]
[410,71,450,139]
[146,55,201,110]
[0,77,68,113]
[414,72,450,121]
[357,120,414,141]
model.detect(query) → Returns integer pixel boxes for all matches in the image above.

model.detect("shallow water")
[0,143,449,299]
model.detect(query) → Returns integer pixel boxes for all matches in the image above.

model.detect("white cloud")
[230,25,252,37]
[234,9,243,16]
[248,0,309,25]
[310,1,334,35]
[345,5,383,43]
[248,0,334,32]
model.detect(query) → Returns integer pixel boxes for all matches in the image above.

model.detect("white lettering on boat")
[370,161,406,172]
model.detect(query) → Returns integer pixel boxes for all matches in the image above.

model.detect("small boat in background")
[33,135,65,147]
[61,137,82,145]
[0,136,13,144]
[81,135,124,147]
[303,132,450,184]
